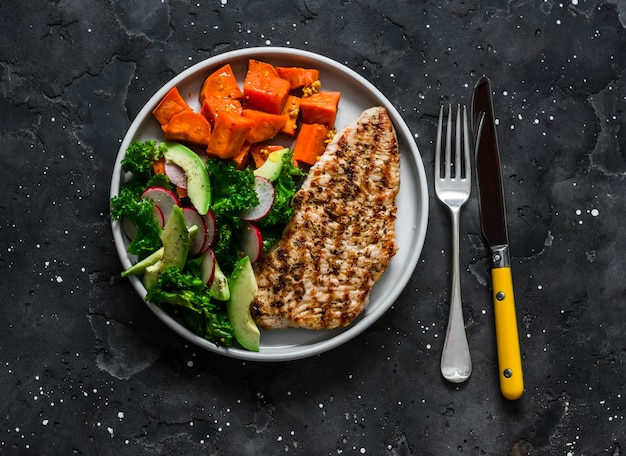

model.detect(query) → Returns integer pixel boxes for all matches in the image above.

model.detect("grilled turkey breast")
[250,106,400,330]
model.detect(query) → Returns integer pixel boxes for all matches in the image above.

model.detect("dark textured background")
[2,1,625,454]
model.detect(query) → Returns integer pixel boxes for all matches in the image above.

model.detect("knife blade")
[472,76,524,400]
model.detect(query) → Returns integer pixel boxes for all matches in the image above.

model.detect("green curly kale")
[258,150,305,228]
[205,158,259,274]
[121,140,165,188]
[206,158,258,217]
[146,266,234,346]
[110,141,173,258]
[110,186,162,259]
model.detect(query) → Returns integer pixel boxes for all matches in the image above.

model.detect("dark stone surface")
[1,0,625,454]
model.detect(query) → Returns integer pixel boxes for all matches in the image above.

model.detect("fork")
[435,104,472,383]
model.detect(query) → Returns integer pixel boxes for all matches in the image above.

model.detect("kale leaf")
[110,186,162,259]
[146,266,234,346]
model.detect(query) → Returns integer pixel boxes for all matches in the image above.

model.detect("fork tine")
[444,104,452,179]
[435,105,443,179]
[462,105,471,182]
[455,104,462,179]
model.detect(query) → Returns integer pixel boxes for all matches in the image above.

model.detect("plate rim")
[110,46,429,362]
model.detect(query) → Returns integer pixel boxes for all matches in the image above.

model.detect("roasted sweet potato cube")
[249,144,286,168]
[232,142,252,170]
[293,123,329,166]
[152,87,192,126]
[206,111,253,159]
[279,95,301,137]
[276,67,320,89]
[242,109,287,143]
[299,91,341,128]
[164,111,212,147]
[201,96,243,125]
[199,64,243,105]
[243,59,291,114]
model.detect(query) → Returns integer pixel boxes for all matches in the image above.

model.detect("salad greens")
[146,266,234,345]
[111,140,304,347]
[205,158,259,274]
[259,151,305,227]
[110,141,168,259]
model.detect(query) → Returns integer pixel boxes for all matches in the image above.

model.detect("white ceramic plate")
[110,47,428,361]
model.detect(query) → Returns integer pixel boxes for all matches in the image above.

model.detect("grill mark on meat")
[250,106,400,330]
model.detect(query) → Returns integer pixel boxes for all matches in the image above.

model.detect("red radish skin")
[164,162,188,189]
[200,248,216,285]
[201,210,217,251]
[240,221,264,263]
[140,186,180,223]
[153,204,165,228]
[182,207,207,256]
[241,176,275,222]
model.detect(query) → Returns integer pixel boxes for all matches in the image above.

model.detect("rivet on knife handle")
[490,248,524,400]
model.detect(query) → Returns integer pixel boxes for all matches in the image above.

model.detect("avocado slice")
[123,225,197,278]
[226,256,260,351]
[143,205,190,289]
[122,247,164,277]
[253,147,289,182]
[162,142,212,215]
[208,260,230,301]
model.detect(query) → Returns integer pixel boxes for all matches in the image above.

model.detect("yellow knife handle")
[491,266,524,400]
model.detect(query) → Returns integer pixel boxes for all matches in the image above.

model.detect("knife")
[472,77,524,400]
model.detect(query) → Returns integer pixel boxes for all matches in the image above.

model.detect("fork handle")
[440,209,472,383]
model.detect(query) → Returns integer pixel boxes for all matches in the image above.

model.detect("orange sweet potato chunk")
[199,64,243,106]
[293,123,329,166]
[152,87,192,126]
[206,111,253,159]
[249,144,286,168]
[299,91,341,128]
[241,109,287,143]
[276,67,320,89]
[243,59,291,115]
[201,96,243,125]
[164,111,212,147]
[279,95,301,137]
[232,142,252,170]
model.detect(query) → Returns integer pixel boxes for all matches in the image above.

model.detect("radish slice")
[200,248,216,285]
[241,176,275,222]
[165,162,188,189]
[141,186,180,223]
[121,204,164,241]
[201,210,217,251]
[182,207,206,256]
[121,216,136,241]
[240,221,264,263]
[153,204,165,228]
